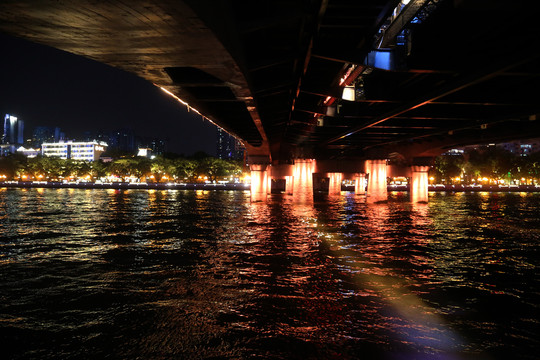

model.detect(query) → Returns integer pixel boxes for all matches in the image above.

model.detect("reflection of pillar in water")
[411,165,429,203]
[327,172,343,195]
[293,159,315,202]
[355,173,366,195]
[250,164,268,202]
[366,159,387,202]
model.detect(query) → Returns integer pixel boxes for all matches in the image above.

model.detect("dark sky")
[0,33,218,156]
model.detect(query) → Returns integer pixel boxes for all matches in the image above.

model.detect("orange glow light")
[328,172,343,195]
[292,159,315,202]
[250,166,268,202]
[366,160,387,203]
[411,166,429,203]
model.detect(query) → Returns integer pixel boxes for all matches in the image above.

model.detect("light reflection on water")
[0,188,538,359]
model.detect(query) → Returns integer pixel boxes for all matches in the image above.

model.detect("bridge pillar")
[366,159,388,203]
[250,164,268,202]
[292,159,315,201]
[410,165,429,203]
[327,172,343,195]
[270,164,294,194]
[355,173,366,195]
[285,175,294,195]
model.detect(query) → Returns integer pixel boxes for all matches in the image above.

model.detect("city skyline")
[0,33,218,156]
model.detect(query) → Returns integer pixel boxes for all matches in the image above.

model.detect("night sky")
[0,33,218,156]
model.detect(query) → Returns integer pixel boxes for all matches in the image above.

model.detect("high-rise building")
[135,136,167,156]
[150,138,166,155]
[31,126,64,147]
[112,128,135,153]
[2,114,24,145]
[216,128,245,160]
[1,114,24,155]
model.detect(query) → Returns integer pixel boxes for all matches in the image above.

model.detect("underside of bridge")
[1,0,539,164]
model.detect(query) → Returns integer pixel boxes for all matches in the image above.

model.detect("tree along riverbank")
[1,181,539,192]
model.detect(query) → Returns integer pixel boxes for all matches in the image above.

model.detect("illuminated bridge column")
[250,164,268,202]
[355,173,366,195]
[285,176,294,195]
[366,159,388,203]
[327,172,343,195]
[410,166,429,203]
[292,159,315,201]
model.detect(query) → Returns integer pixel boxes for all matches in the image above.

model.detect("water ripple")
[0,188,538,359]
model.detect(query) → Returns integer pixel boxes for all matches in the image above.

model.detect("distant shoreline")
[1,181,539,193]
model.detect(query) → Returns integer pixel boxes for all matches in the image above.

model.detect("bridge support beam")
[355,173,366,195]
[410,165,430,203]
[366,159,388,203]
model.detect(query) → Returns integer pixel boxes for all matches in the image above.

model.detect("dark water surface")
[0,188,538,359]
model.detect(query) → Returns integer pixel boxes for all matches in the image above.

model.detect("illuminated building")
[137,147,154,158]
[42,140,107,161]
[135,136,167,156]
[150,138,166,155]
[89,128,137,154]
[498,138,540,156]
[451,138,540,157]
[2,114,24,154]
[16,146,40,158]
[3,114,24,145]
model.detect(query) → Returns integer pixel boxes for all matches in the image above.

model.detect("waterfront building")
[498,138,540,156]
[31,126,64,147]
[2,114,24,154]
[2,114,24,145]
[0,144,12,156]
[110,128,136,153]
[88,129,136,154]
[150,138,166,155]
[16,146,40,158]
[137,147,153,158]
[135,137,167,156]
[448,138,540,157]
[41,140,107,161]
[442,149,464,156]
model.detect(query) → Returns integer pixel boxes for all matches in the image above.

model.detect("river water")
[0,188,538,359]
